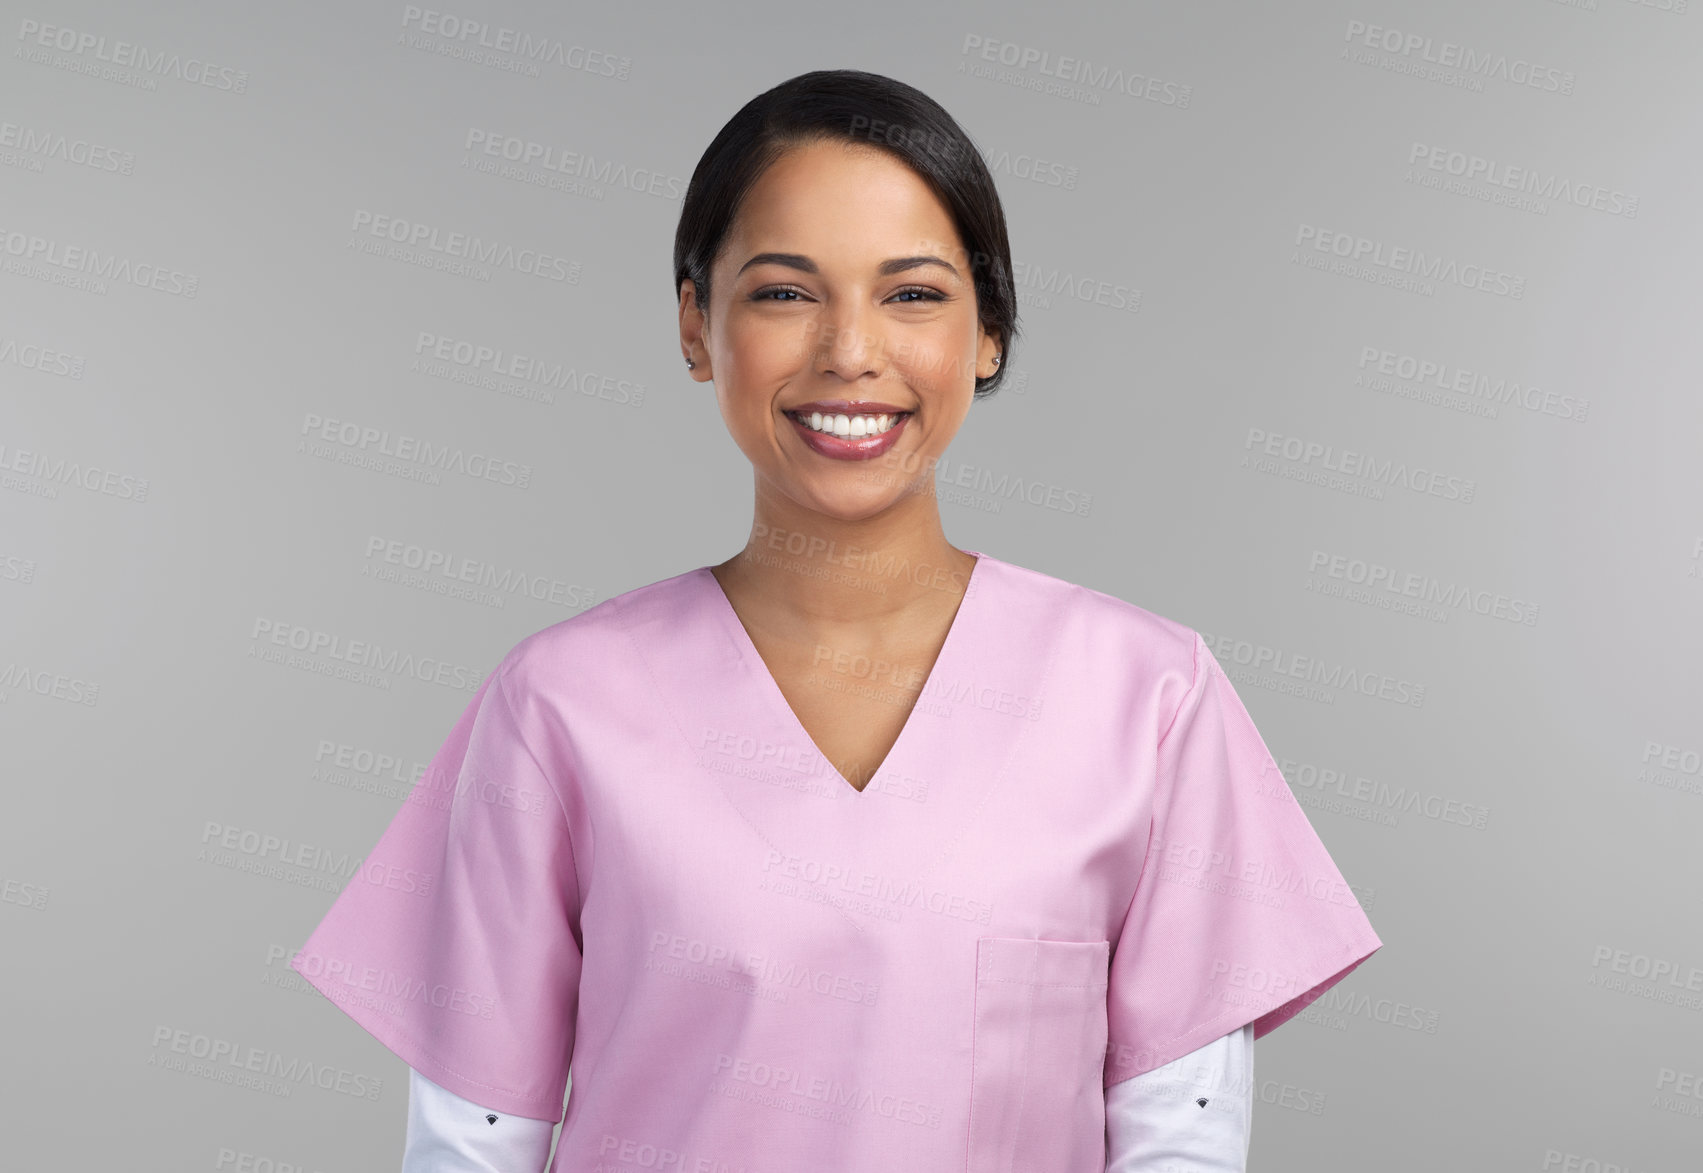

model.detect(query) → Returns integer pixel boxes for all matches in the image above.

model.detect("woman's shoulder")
[485,563,710,697]
[980,551,1201,678]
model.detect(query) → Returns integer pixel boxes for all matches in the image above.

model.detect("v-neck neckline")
[697,550,989,798]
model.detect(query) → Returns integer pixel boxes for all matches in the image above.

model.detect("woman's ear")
[977,325,1002,381]
[678,280,711,380]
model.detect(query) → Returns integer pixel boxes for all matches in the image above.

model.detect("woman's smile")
[783,406,913,460]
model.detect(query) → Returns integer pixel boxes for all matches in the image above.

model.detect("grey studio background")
[2,0,1700,1168]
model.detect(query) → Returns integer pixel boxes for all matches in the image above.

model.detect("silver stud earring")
[992,354,1001,366]
[685,358,695,369]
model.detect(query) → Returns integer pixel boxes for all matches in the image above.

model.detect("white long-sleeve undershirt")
[402,1070,554,1173]
[1105,1022,1255,1172]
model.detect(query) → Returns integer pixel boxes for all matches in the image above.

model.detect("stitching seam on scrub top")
[496,663,585,934]
[1103,631,1215,1081]
[485,662,582,1095]
[1159,629,1204,751]
[963,965,985,1171]
[1109,629,1204,941]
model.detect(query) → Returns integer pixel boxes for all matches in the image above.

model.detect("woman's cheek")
[899,341,959,389]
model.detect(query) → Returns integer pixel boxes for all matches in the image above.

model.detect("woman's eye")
[750,286,947,303]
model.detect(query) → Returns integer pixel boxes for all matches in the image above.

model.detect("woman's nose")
[810,309,884,380]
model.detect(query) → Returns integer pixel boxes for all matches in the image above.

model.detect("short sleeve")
[290,662,583,1122]
[1104,631,1383,1087]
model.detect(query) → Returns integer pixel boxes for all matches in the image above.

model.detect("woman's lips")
[785,409,911,461]
[788,399,909,415]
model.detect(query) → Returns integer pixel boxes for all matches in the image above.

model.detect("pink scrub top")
[291,550,1382,1172]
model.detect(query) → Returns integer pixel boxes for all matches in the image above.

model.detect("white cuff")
[1105,1022,1255,1172]
[403,1067,556,1173]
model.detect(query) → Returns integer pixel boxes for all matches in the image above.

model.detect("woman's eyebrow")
[735,252,961,279]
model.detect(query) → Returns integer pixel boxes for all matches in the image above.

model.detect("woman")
[292,70,1382,1171]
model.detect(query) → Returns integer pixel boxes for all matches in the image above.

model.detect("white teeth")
[798,411,901,438]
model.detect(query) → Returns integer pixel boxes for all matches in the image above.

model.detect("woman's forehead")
[727,143,963,255]
[745,143,960,228]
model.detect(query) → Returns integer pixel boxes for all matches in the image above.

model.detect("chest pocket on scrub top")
[965,936,1111,1173]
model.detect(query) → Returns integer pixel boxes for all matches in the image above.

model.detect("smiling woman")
[291,69,1382,1173]
[680,136,1004,527]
